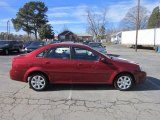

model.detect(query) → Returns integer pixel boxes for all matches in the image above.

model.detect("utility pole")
[135,0,140,52]
[7,20,10,40]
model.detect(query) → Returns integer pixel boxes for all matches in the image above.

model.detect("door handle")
[45,61,50,64]
[78,63,82,66]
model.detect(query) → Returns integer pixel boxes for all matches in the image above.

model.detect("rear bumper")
[10,69,25,82]
[134,71,146,84]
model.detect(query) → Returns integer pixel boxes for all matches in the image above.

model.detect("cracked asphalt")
[0,45,160,120]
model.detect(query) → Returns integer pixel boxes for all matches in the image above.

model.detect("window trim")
[36,49,49,58]
[44,46,72,60]
[70,46,100,61]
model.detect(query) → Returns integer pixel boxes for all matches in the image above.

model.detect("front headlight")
[25,48,28,51]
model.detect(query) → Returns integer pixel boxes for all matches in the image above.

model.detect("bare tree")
[120,6,150,30]
[86,8,107,40]
[0,32,33,41]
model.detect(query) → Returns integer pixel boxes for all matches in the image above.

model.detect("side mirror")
[99,57,107,63]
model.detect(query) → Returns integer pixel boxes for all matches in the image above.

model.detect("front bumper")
[134,71,146,84]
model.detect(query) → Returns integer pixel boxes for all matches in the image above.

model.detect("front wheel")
[29,73,48,91]
[114,74,133,91]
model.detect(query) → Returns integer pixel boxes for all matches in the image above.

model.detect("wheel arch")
[25,70,50,83]
[112,71,135,85]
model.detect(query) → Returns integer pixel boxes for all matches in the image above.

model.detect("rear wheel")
[17,48,21,53]
[29,73,48,91]
[114,74,133,91]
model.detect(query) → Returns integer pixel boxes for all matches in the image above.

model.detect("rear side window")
[46,47,71,59]
[36,50,48,58]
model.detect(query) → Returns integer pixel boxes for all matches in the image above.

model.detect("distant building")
[58,30,78,42]
[58,30,93,42]
[76,33,93,41]
[111,32,122,44]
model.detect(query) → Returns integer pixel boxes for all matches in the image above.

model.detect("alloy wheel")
[29,74,48,91]
[114,74,133,90]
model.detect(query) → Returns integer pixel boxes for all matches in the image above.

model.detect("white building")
[111,32,122,44]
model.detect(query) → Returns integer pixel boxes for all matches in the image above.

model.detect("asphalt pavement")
[0,45,160,120]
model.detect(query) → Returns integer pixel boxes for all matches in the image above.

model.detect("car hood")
[92,47,106,52]
[26,46,40,49]
[111,56,138,65]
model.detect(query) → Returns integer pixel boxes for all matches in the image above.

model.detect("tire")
[17,48,21,53]
[4,49,9,55]
[29,73,48,91]
[114,74,133,91]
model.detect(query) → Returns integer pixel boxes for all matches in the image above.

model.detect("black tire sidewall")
[29,73,48,91]
[4,49,9,55]
[114,74,133,91]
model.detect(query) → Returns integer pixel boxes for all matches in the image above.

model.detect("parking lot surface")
[0,45,160,120]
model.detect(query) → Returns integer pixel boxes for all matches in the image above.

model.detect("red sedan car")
[10,43,146,91]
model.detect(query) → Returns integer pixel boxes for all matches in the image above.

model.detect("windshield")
[0,41,9,45]
[89,43,102,47]
[24,41,33,47]
[29,41,44,47]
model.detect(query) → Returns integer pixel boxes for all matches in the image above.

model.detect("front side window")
[72,47,99,61]
[46,47,71,59]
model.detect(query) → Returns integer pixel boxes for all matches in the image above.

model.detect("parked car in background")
[88,42,107,54]
[0,40,23,55]
[83,40,94,45]
[24,41,45,53]
[22,41,33,52]
[10,43,146,91]
[51,40,61,44]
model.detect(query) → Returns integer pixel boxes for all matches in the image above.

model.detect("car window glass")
[72,47,99,61]
[47,47,70,59]
[11,41,17,44]
[0,41,9,45]
[89,43,102,47]
[36,50,47,58]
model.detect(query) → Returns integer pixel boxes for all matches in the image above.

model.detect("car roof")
[27,42,108,59]
[0,40,16,41]
[47,43,87,47]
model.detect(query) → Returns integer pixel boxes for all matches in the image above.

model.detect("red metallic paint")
[10,43,146,86]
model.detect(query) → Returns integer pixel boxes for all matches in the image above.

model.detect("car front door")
[71,46,114,83]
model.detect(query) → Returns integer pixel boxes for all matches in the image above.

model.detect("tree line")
[86,5,160,41]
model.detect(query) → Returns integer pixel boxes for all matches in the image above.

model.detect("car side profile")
[88,42,107,54]
[10,43,146,91]
[24,41,45,53]
[0,40,23,55]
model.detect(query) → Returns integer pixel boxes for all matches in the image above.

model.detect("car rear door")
[41,46,74,83]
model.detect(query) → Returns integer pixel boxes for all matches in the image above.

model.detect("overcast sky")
[0,0,160,35]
